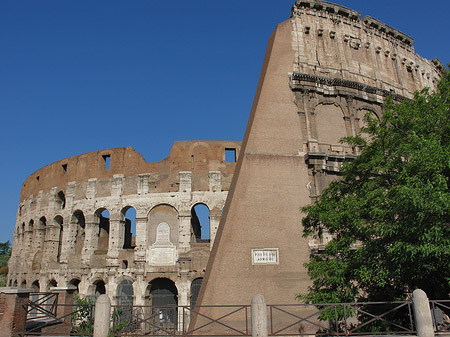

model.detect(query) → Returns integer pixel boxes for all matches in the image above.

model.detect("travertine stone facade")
[193,0,444,318]
[7,141,240,306]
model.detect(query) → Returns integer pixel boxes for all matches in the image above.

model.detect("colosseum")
[7,141,241,308]
[7,0,446,315]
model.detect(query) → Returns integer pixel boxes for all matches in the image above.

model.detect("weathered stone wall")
[193,0,443,318]
[7,140,240,306]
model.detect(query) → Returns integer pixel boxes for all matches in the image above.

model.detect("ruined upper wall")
[290,0,444,98]
[20,141,241,202]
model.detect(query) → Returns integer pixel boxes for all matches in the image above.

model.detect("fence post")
[94,294,111,337]
[412,289,434,337]
[251,294,268,337]
[0,287,31,337]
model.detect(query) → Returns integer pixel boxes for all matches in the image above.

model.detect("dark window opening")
[103,155,110,169]
[148,278,178,326]
[36,176,40,182]
[122,260,128,269]
[57,191,66,209]
[190,278,203,307]
[191,204,210,243]
[97,210,110,251]
[123,207,136,249]
[62,164,67,175]
[225,148,236,162]
[70,279,80,293]
[94,280,106,296]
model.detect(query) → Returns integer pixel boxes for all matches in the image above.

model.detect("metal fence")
[16,297,450,336]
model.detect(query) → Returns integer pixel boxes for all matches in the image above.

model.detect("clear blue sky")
[1,0,448,244]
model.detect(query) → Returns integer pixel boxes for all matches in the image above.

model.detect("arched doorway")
[190,278,203,307]
[147,278,178,327]
[116,279,134,306]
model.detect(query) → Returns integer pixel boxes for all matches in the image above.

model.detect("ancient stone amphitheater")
[7,141,240,307]
[7,0,445,311]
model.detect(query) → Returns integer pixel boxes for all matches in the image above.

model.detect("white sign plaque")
[252,248,279,265]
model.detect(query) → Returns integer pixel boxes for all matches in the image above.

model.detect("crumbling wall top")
[291,1,360,20]
[291,0,414,48]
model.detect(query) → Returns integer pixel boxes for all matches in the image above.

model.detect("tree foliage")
[300,70,450,304]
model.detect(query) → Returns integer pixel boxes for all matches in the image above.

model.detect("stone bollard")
[412,289,434,337]
[94,294,111,337]
[251,294,268,337]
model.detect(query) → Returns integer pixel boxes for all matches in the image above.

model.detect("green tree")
[300,70,450,305]
[0,241,11,257]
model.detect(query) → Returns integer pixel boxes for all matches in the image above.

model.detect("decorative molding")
[290,72,406,101]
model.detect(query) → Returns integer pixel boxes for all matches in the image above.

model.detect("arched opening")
[54,216,64,262]
[13,280,18,287]
[96,209,110,251]
[94,280,106,297]
[356,109,379,140]
[122,207,136,249]
[190,278,203,307]
[147,205,179,253]
[314,103,347,146]
[72,211,85,255]
[70,279,80,294]
[191,204,210,243]
[27,220,34,250]
[57,191,66,210]
[30,280,40,317]
[116,279,134,306]
[147,278,178,326]
[48,279,57,289]
[37,217,47,251]
[32,280,40,292]
[21,280,27,288]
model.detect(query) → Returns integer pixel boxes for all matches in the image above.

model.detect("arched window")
[31,280,40,292]
[48,279,57,289]
[191,204,210,243]
[72,211,85,255]
[122,207,136,249]
[96,209,110,251]
[190,278,203,307]
[54,216,64,262]
[94,280,106,297]
[27,220,34,249]
[117,279,134,306]
[147,278,178,326]
[38,217,47,251]
[57,191,66,210]
[70,279,80,293]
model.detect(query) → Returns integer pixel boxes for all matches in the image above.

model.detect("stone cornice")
[290,72,407,102]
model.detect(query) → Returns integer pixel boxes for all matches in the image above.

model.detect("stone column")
[43,224,59,263]
[135,214,148,261]
[107,212,124,267]
[176,276,190,331]
[0,287,32,337]
[209,211,221,248]
[59,222,72,264]
[83,214,99,265]
[178,210,191,253]
[134,275,147,306]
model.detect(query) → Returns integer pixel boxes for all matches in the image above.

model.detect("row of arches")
[13,276,204,315]
[13,203,213,265]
